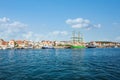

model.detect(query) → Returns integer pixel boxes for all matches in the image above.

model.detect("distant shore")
[0,39,120,50]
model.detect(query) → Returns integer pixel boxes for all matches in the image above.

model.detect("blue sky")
[0,0,120,42]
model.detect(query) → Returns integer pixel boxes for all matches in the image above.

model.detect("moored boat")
[71,31,86,49]
[87,41,97,48]
[71,45,86,49]
[87,45,96,48]
[42,46,54,49]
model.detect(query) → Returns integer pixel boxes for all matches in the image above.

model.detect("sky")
[0,0,120,42]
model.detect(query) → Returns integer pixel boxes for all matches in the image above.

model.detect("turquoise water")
[0,48,120,80]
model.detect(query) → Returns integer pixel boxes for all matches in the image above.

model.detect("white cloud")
[0,17,27,40]
[61,31,68,36]
[0,17,10,23]
[23,31,33,40]
[0,17,43,41]
[51,31,68,36]
[66,18,84,24]
[22,31,44,41]
[0,17,69,41]
[52,31,60,35]
[94,24,101,28]
[66,18,101,29]
[41,30,69,41]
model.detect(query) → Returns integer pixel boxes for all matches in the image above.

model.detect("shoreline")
[0,46,120,50]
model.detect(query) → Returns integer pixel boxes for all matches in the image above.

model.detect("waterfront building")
[41,40,54,46]
[8,40,15,48]
[0,39,8,49]
[16,40,25,48]
[88,41,120,48]
[23,40,29,47]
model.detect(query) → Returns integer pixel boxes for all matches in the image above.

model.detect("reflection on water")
[0,48,120,80]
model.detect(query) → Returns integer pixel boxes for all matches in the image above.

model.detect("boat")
[114,46,118,48]
[70,31,86,49]
[87,41,97,48]
[42,46,54,49]
[2,47,7,50]
[71,45,86,49]
[111,45,118,48]
[64,46,71,49]
[87,45,96,48]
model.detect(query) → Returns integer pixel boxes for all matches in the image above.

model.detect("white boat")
[42,46,54,49]
[2,47,7,50]
[87,42,97,48]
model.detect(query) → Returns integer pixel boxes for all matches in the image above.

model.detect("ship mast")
[72,31,83,43]
[81,34,83,42]
[72,31,75,43]
[78,31,80,42]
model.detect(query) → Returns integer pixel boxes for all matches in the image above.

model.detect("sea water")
[0,48,120,80]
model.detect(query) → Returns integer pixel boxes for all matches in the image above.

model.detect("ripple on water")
[0,48,120,80]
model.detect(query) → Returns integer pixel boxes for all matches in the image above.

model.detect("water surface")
[0,48,120,80]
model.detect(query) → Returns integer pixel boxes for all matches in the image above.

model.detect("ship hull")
[71,45,86,49]
[42,46,54,49]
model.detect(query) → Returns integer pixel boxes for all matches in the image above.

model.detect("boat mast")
[78,31,80,42]
[71,30,85,47]
[72,31,83,43]
[72,31,75,43]
[81,34,83,42]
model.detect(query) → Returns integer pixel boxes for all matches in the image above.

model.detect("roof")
[2,41,8,45]
[16,40,23,44]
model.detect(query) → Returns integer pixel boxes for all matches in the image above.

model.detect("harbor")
[0,31,120,49]
[0,0,120,80]
[0,38,120,50]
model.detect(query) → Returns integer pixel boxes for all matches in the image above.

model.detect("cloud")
[0,17,42,41]
[66,18,101,29]
[94,24,101,28]
[0,17,69,41]
[41,30,69,41]
[52,31,60,35]
[22,31,44,41]
[0,17,27,40]
[51,31,68,36]
[61,31,68,36]
[0,17,10,23]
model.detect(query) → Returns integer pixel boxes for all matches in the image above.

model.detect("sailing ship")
[71,31,86,49]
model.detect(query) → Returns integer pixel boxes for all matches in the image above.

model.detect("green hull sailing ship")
[71,31,86,49]
[71,45,86,48]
